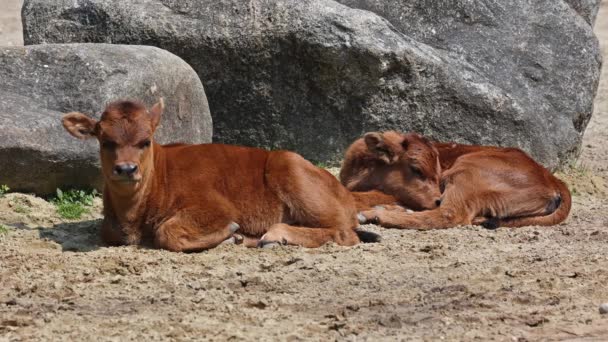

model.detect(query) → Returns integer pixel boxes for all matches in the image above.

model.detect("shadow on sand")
[35,219,103,252]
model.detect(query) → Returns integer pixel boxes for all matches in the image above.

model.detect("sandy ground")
[0,0,23,46]
[1,1,608,340]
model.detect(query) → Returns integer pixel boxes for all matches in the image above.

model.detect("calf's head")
[364,131,442,210]
[62,99,164,189]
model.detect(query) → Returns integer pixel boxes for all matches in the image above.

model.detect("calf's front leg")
[258,223,360,248]
[101,217,128,246]
[351,190,401,211]
[359,206,471,230]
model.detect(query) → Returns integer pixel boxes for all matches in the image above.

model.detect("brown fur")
[350,190,402,211]
[341,131,442,211]
[62,99,366,251]
[341,131,571,229]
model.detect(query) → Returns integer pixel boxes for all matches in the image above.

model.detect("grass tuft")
[0,224,8,235]
[51,188,99,220]
[0,184,9,197]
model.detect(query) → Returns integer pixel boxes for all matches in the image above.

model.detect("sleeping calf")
[341,131,571,229]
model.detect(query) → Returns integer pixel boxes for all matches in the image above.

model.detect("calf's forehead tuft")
[101,100,148,121]
[404,133,440,177]
[97,100,153,142]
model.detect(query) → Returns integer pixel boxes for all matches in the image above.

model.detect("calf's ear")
[62,112,98,139]
[149,98,164,130]
[364,132,383,151]
[364,132,394,164]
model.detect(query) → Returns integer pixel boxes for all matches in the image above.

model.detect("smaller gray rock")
[0,44,212,195]
[600,303,608,314]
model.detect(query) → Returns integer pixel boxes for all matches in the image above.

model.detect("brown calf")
[341,131,571,229]
[62,99,374,252]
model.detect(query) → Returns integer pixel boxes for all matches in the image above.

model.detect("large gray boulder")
[0,44,212,195]
[22,0,601,169]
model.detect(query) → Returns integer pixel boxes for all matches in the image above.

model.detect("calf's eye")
[102,141,117,150]
[139,140,151,148]
[410,166,424,178]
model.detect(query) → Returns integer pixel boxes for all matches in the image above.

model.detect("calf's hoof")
[259,241,283,249]
[257,238,287,249]
[228,222,240,233]
[257,230,288,248]
[481,217,500,230]
[358,211,380,225]
[220,233,244,245]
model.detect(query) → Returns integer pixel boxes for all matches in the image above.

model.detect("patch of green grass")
[315,162,329,169]
[0,184,9,197]
[56,203,89,219]
[0,224,8,235]
[51,188,99,220]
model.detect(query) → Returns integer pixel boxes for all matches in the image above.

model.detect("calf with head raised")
[62,99,370,251]
[341,131,571,229]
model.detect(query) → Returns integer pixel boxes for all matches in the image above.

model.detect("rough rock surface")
[565,0,602,25]
[334,0,602,159]
[21,0,601,168]
[0,44,212,195]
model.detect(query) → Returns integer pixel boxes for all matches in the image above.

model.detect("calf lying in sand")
[340,131,571,229]
[62,99,376,251]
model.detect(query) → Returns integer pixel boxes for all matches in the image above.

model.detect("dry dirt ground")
[0,0,23,47]
[1,1,608,341]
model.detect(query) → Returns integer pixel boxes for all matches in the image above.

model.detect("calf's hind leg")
[154,204,240,252]
[259,223,358,248]
[263,152,360,247]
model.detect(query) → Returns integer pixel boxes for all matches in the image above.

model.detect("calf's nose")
[114,163,138,176]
